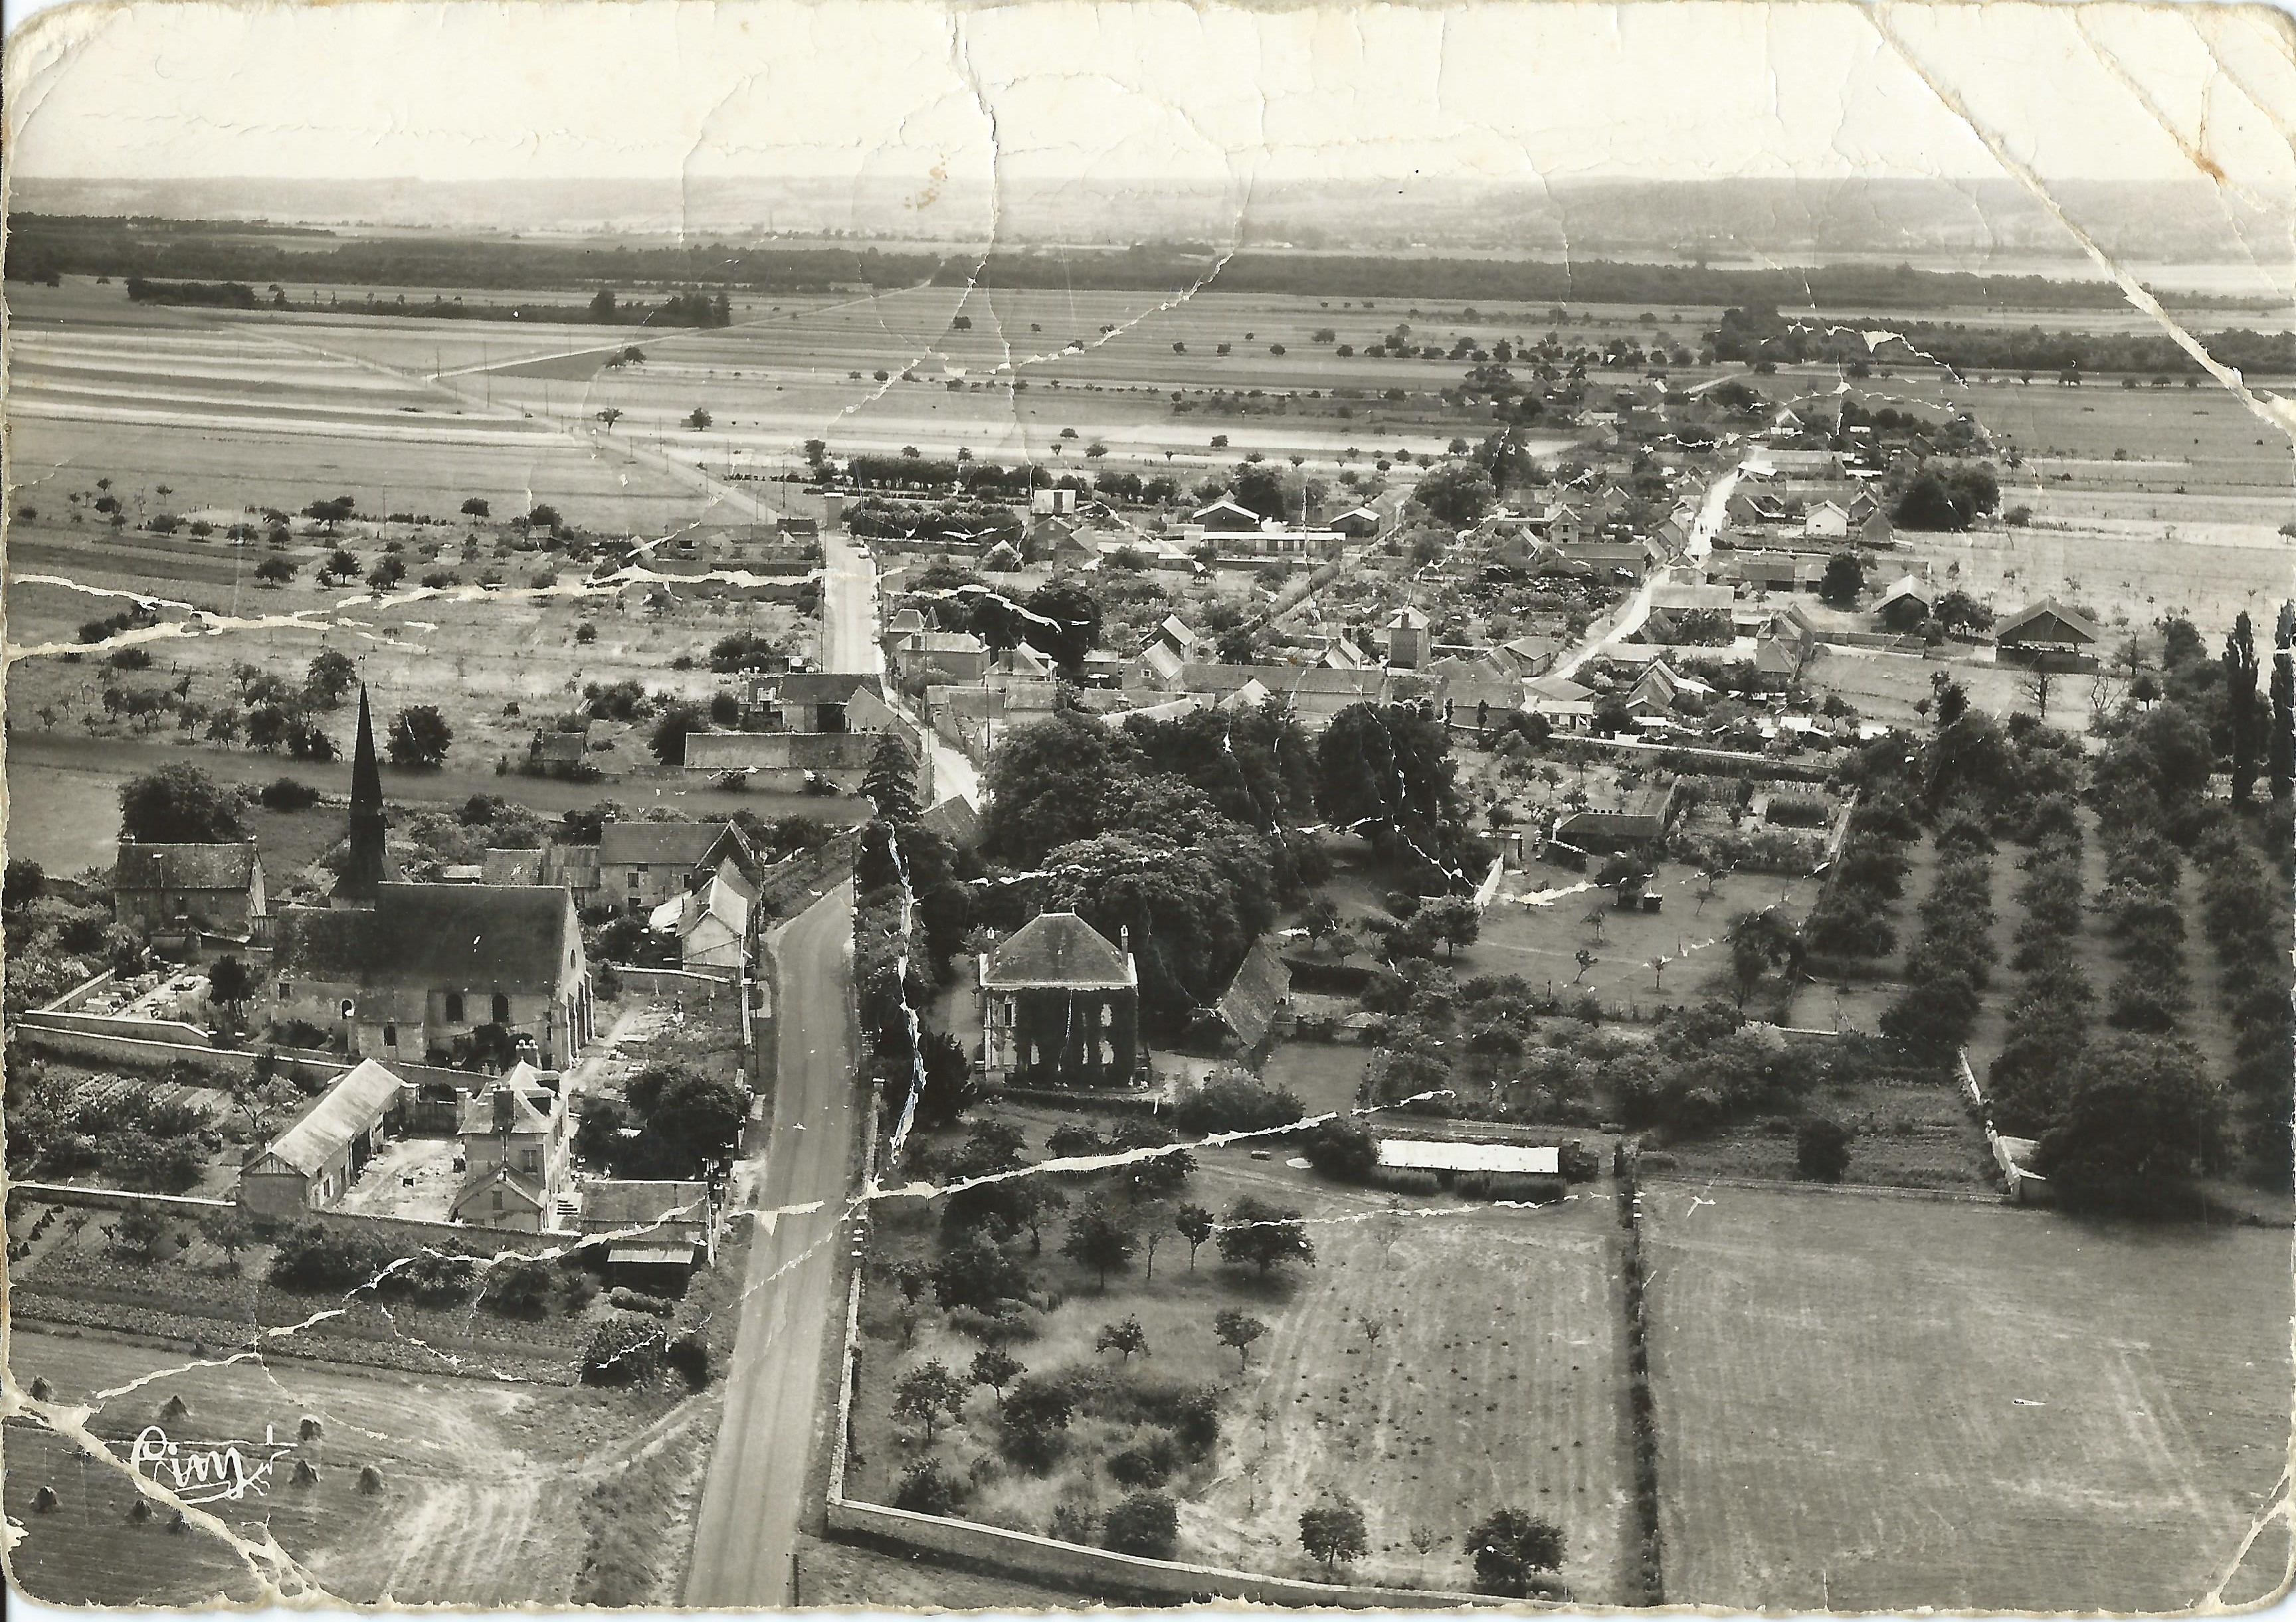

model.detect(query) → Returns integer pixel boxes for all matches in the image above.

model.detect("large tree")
[1414,460,1495,527]
[1039,828,1274,1033]
[1021,580,1101,675]
[2033,1036,2220,1212]
[1315,702,1470,875]
[862,733,922,824]
[120,764,245,844]
[980,712,1137,866]
[2222,612,2262,806]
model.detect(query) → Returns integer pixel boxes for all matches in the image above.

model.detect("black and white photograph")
[1,1,2292,1613]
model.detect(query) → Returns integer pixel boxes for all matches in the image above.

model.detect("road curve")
[684,880,860,1607]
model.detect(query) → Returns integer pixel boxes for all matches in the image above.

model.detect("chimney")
[492,1086,517,1134]
[1119,925,1130,959]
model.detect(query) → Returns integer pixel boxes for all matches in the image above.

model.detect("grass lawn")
[1470,857,1819,1017]
[852,1130,1637,1602]
[1641,1184,2291,1613]
[1260,1040,1367,1116]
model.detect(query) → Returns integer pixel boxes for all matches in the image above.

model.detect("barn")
[239,1059,407,1217]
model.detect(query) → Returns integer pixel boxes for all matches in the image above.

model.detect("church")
[270,688,597,1071]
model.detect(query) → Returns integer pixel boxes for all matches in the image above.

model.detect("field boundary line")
[1643,1172,2008,1205]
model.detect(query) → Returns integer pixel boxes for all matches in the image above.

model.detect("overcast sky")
[6,0,2293,207]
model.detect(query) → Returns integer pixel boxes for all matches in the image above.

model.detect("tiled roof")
[114,842,260,891]
[599,820,733,869]
[780,672,886,704]
[1214,936,1292,1049]
[264,1059,403,1176]
[452,1162,546,1217]
[983,911,1134,990]
[1996,597,2102,646]
[580,1180,711,1231]
[274,885,580,994]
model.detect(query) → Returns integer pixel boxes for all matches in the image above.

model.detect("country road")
[684,880,862,1607]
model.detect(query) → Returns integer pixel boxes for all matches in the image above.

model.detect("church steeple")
[333,684,391,907]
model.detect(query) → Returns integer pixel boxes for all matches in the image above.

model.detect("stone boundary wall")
[36,969,118,1014]
[822,1500,1523,1611]
[17,1009,212,1047]
[7,1182,235,1216]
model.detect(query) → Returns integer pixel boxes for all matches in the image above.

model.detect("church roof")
[276,884,580,994]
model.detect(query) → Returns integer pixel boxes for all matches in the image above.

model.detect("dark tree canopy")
[120,765,246,844]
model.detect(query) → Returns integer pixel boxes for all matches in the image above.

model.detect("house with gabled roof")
[978,911,1143,1089]
[239,1058,406,1217]
[1996,597,2103,658]
[113,842,267,945]
[1327,505,1384,539]
[579,1179,716,1285]
[1194,496,1263,533]
[1875,575,1938,631]
[598,820,759,917]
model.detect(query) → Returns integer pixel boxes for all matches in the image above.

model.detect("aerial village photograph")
[1,1,2291,1615]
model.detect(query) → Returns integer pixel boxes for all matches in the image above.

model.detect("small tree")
[687,407,713,430]
[1216,1196,1315,1277]
[205,955,256,1032]
[196,1206,255,1274]
[892,1359,969,1443]
[968,1346,1023,1406]
[1214,1308,1268,1371]
[1466,1506,1565,1596]
[1062,1200,1138,1290]
[1175,1203,1215,1270]
[1299,1496,1369,1577]
[1095,1316,1151,1363]
[112,1206,173,1261]
[387,705,453,768]
[460,497,490,517]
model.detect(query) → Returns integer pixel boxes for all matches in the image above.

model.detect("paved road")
[1553,461,1743,679]
[819,530,883,678]
[684,879,861,1607]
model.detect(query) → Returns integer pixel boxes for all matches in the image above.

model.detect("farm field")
[852,1140,1636,1601]
[1640,1184,2292,1613]
[2,1327,691,1607]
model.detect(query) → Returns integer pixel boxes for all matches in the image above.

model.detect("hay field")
[1640,1184,2292,1613]
[3,1328,693,1606]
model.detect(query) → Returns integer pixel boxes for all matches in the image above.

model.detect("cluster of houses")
[96,689,769,1277]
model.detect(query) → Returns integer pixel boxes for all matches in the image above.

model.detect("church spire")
[334,683,391,907]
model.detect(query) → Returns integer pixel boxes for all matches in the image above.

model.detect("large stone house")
[450,1064,572,1231]
[978,911,1143,1089]
[113,842,268,945]
[597,820,758,917]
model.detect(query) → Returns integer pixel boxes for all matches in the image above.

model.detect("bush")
[608,1287,673,1317]
[1796,1117,1854,1182]
[1101,1490,1179,1558]
[893,1459,965,1515]
[1105,1429,1184,1488]
[1370,1166,1441,1195]
[259,776,322,812]
[581,1312,668,1385]
[1764,792,1831,828]
[665,1331,712,1388]
[1169,1076,1306,1134]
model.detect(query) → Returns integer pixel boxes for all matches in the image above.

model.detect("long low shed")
[1376,1138,1560,1176]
